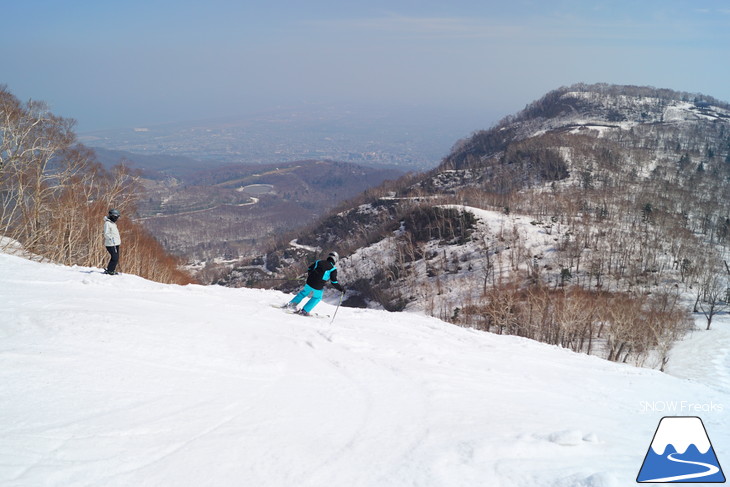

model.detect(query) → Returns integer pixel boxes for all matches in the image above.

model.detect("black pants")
[106,245,120,273]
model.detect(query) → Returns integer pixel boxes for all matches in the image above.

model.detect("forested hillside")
[233,83,730,368]
[0,86,193,284]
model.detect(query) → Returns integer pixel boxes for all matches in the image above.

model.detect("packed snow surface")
[1,252,729,486]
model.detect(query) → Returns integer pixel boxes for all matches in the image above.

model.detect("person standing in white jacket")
[103,209,122,275]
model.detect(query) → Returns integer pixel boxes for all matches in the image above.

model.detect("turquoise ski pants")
[290,284,323,313]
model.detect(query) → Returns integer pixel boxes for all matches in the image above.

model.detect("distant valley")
[93,149,403,270]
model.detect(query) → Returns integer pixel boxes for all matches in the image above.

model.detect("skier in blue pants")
[286,251,345,316]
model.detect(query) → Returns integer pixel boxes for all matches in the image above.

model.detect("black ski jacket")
[306,258,343,291]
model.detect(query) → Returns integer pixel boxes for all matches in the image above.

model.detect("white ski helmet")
[327,251,339,264]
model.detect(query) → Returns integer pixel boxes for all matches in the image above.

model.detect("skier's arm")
[330,269,344,292]
[103,221,113,242]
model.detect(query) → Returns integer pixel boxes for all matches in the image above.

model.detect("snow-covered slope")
[1,252,728,486]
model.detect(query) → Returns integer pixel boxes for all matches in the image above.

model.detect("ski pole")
[330,290,344,325]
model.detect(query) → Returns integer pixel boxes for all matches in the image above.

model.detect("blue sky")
[2,0,729,132]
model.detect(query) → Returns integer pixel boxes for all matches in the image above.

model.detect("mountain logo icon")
[637,416,726,483]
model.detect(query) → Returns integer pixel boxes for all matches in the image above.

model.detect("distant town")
[78,105,485,171]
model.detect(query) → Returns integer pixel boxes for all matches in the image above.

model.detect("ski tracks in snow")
[277,317,432,487]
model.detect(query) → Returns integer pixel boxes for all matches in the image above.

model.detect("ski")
[270,304,329,319]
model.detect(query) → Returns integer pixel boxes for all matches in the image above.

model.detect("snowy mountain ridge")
[561,89,730,124]
[532,95,730,140]
[443,83,730,170]
[1,250,729,486]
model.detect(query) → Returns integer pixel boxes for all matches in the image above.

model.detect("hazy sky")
[2,0,729,132]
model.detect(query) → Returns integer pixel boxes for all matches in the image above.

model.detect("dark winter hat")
[327,251,339,264]
[108,209,121,217]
